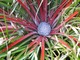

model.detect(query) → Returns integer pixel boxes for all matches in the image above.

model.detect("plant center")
[38,22,51,36]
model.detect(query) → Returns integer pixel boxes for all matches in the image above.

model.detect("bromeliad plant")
[0,0,80,60]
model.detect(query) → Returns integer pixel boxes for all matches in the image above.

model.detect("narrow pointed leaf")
[28,36,42,48]
[69,36,80,46]
[0,26,14,32]
[0,8,9,15]
[59,39,71,49]
[62,0,72,8]
[29,36,42,52]
[42,0,47,21]
[0,15,37,30]
[50,37,71,50]
[40,37,45,60]
[49,0,68,25]
[17,0,39,25]
[28,0,40,23]
[0,32,36,54]
[36,0,47,22]
[51,11,78,34]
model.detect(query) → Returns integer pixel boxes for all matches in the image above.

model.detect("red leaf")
[17,0,39,25]
[28,36,42,49]
[0,8,9,15]
[29,44,39,52]
[64,11,78,22]
[62,0,73,8]
[0,26,14,32]
[36,0,47,22]
[49,0,68,25]
[40,37,45,60]
[50,32,80,47]
[42,0,47,21]
[50,37,71,50]
[0,32,36,54]
[69,36,80,46]
[29,36,42,52]
[0,16,27,25]
[28,0,40,23]
[0,15,37,31]
[51,11,78,34]
[59,39,71,49]
[0,22,5,25]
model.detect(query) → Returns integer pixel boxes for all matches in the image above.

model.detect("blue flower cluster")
[38,22,51,36]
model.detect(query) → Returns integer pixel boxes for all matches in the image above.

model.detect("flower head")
[38,22,51,36]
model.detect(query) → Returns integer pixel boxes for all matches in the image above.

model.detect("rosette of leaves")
[0,0,80,60]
